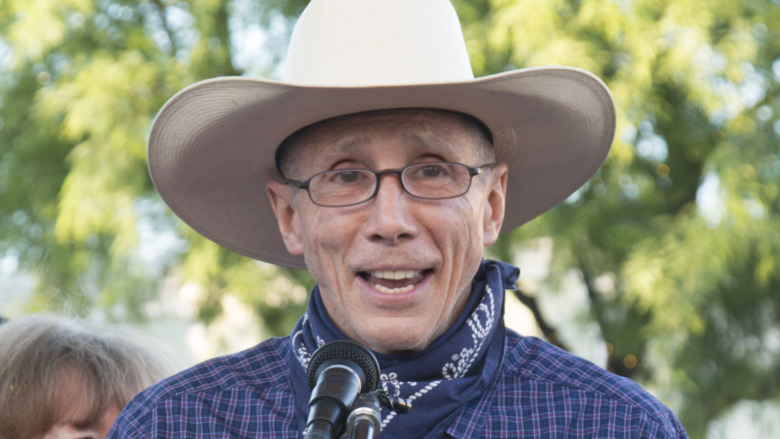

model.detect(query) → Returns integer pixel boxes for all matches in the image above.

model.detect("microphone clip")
[345,389,411,439]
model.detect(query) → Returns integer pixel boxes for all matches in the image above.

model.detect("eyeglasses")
[285,161,497,207]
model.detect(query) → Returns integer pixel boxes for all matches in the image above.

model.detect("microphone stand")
[345,390,412,439]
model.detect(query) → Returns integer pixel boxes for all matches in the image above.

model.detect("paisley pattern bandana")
[287,259,519,438]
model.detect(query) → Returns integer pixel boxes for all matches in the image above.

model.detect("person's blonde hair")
[0,314,174,438]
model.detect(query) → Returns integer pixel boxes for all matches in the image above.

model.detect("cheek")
[435,197,485,249]
[300,208,342,249]
[299,208,359,273]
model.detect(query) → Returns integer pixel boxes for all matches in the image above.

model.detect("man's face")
[268,110,507,354]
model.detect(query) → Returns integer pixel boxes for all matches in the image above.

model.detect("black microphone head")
[307,340,380,391]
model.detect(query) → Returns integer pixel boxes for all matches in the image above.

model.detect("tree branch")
[512,286,570,352]
[151,0,178,56]
[580,266,642,379]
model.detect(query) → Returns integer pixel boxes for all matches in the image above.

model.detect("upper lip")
[351,253,437,278]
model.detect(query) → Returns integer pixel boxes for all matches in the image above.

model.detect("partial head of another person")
[0,314,175,439]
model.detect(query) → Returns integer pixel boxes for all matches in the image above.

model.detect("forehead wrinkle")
[280,109,489,177]
[407,131,452,151]
[404,126,473,162]
[323,111,461,154]
[326,135,366,155]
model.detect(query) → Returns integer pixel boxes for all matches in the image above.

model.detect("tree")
[0,0,309,331]
[1,1,778,437]
[456,0,780,436]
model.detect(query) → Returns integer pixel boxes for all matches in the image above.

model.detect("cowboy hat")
[148,0,616,269]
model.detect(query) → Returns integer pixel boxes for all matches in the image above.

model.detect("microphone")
[303,340,380,439]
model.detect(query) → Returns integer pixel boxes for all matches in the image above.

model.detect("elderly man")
[109,0,687,437]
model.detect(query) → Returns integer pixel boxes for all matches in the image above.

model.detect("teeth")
[367,270,421,294]
[373,270,418,280]
[373,284,415,294]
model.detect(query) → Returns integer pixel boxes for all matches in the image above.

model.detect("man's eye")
[336,170,361,183]
[420,165,445,178]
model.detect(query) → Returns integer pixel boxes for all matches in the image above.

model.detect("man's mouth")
[359,269,431,294]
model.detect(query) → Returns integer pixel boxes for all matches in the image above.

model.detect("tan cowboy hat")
[148,0,616,269]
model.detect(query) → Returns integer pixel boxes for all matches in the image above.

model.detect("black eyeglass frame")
[285,161,498,207]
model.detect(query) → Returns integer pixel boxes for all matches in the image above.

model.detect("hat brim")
[148,66,615,269]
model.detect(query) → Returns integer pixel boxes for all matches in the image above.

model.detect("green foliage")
[1,0,779,437]
[0,0,305,324]
[460,0,780,436]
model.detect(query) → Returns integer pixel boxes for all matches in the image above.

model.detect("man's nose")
[364,173,418,245]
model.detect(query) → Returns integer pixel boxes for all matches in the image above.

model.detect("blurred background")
[1,0,779,437]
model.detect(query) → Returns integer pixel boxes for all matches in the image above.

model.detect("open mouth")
[358,269,432,294]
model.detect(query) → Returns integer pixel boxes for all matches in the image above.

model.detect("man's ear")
[266,180,304,256]
[483,163,508,246]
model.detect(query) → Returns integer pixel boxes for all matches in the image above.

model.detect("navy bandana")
[287,259,519,438]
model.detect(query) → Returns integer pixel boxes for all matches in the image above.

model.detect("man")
[110,0,687,437]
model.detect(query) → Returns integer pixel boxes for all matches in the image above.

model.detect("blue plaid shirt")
[108,330,687,438]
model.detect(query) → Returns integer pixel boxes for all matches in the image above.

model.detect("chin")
[360,330,432,355]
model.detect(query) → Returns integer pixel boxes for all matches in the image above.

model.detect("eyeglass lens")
[308,162,473,207]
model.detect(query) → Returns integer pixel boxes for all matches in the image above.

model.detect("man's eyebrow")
[314,130,461,167]
[311,136,369,168]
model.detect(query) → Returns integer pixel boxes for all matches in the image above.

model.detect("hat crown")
[286,0,474,86]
